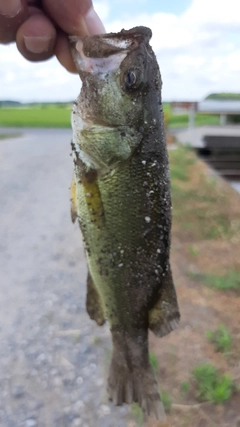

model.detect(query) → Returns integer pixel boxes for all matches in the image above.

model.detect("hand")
[0,0,105,72]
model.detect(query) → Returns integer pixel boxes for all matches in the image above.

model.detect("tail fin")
[107,329,165,421]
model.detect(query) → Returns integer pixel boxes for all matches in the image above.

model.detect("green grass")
[149,351,158,374]
[131,403,144,426]
[0,132,22,139]
[168,113,220,128]
[204,271,240,290]
[206,324,232,353]
[169,146,240,240]
[180,381,190,395]
[192,364,233,404]
[0,106,71,128]
[191,270,240,291]
[161,390,172,413]
[0,104,219,129]
[170,144,196,182]
[188,245,199,256]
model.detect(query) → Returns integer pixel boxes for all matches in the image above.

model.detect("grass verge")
[206,324,232,353]
[190,270,240,291]
[169,145,240,241]
[192,364,233,404]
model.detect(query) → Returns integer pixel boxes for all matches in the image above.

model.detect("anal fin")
[149,267,180,337]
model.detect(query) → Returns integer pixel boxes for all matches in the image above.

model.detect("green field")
[0,105,71,128]
[0,104,220,129]
[168,113,220,128]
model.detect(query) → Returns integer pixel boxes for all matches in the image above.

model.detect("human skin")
[0,0,105,72]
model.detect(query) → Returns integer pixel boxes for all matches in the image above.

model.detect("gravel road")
[0,128,134,427]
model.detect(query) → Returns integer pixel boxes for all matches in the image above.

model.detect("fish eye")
[125,71,136,87]
[124,69,142,91]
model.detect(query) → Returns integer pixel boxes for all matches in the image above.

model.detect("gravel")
[0,129,137,427]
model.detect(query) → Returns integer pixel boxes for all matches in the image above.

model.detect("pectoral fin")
[70,177,78,223]
[81,177,104,228]
[86,271,106,326]
[149,267,180,337]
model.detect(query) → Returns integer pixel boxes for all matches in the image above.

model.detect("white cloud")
[1,0,240,102]
[94,0,110,21]
[183,0,240,29]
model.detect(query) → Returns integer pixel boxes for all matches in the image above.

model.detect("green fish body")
[70,27,180,420]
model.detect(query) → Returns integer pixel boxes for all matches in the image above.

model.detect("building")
[197,100,240,125]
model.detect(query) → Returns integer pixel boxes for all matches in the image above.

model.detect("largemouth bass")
[69,26,180,420]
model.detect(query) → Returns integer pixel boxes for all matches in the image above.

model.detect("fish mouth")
[69,26,152,74]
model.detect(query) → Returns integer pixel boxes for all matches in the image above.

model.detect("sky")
[1,0,240,102]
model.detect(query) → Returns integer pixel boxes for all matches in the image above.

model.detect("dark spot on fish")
[120,131,126,137]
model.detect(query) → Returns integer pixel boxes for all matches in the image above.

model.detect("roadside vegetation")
[192,364,233,404]
[190,270,240,291]
[146,143,240,426]
[169,145,240,241]
[206,324,232,353]
[0,102,220,129]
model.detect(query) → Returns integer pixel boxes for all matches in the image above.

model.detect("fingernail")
[84,7,105,35]
[0,0,22,17]
[24,36,52,54]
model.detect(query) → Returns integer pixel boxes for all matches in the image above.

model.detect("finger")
[42,0,105,36]
[16,10,57,61]
[0,0,29,43]
[55,31,77,73]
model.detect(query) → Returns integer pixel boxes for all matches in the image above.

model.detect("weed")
[170,145,196,182]
[180,381,190,395]
[188,245,199,256]
[193,363,233,404]
[93,336,102,345]
[206,324,232,353]
[131,403,144,426]
[204,271,240,290]
[149,351,158,374]
[161,390,172,413]
[190,270,240,291]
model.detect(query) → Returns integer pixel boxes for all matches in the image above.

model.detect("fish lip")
[69,26,152,74]
[69,26,152,59]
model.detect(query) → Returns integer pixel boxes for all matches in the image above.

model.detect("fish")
[69,26,180,421]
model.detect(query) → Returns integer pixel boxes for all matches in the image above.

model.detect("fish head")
[70,27,162,170]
